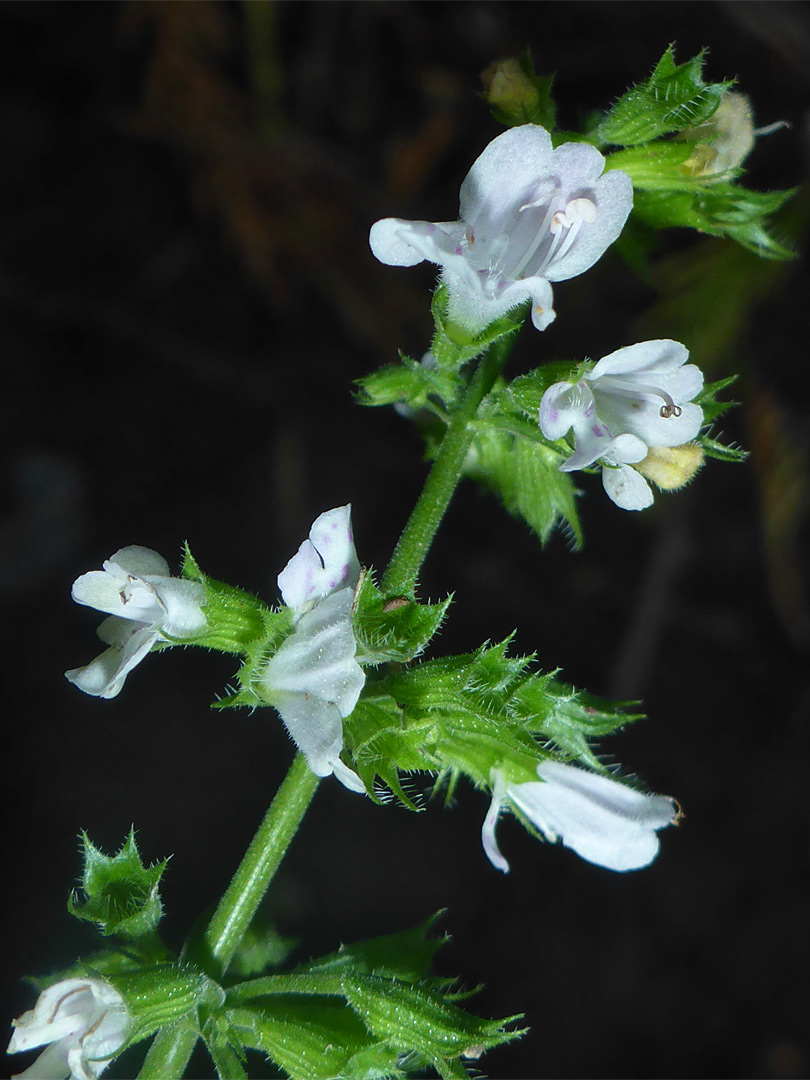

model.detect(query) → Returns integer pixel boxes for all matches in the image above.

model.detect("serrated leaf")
[230,921,299,978]
[353,573,451,665]
[356,356,463,417]
[467,425,582,547]
[595,46,734,147]
[68,830,168,940]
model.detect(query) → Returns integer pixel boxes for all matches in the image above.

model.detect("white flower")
[260,506,366,793]
[65,547,207,699]
[7,978,130,1080]
[369,124,633,333]
[539,339,704,510]
[482,761,679,873]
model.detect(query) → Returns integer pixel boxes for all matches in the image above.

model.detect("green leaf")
[356,356,463,418]
[595,45,734,147]
[353,571,451,665]
[467,425,582,548]
[230,921,299,978]
[68,830,168,940]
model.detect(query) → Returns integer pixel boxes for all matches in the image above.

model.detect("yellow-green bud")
[482,59,540,117]
[680,92,755,175]
[635,443,704,490]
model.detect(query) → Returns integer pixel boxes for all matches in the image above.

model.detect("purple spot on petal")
[592,425,605,437]
[549,409,559,423]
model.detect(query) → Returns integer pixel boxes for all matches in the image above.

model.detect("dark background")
[3,3,810,1078]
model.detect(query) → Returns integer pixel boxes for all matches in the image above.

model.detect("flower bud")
[635,442,704,490]
[481,59,543,121]
[680,92,754,175]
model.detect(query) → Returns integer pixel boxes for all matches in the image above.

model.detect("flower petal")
[369,218,463,268]
[544,166,633,282]
[458,125,554,227]
[277,506,360,614]
[71,568,165,626]
[590,339,689,379]
[107,546,171,579]
[148,579,207,638]
[11,1038,72,1080]
[539,380,596,443]
[509,761,677,871]
[481,773,510,874]
[601,464,654,510]
[65,626,158,699]
[261,587,365,786]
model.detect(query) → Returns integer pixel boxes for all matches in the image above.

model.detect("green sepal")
[482,51,556,130]
[696,375,739,424]
[594,45,734,147]
[430,285,524,371]
[355,354,463,418]
[226,917,523,1080]
[228,998,384,1080]
[68,830,168,941]
[297,913,449,986]
[212,604,295,710]
[180,544,274,654]
[339,977,524,1076]
[699,436,748,463]
[605,140,709,192]
[353,570,451,665]
[103,964,222,1047]
[632,183,796,260]
[347,638,639,796]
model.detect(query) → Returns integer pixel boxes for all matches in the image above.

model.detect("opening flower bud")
[635,442,704,490]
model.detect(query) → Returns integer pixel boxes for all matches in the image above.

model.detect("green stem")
[137,1022,198,1080]
[203,752,320,979]
[137,755,318,1080]
[381,338,512,596]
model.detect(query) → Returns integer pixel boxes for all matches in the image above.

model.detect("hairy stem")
[381,337,514,596]
[203,752,320,979]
